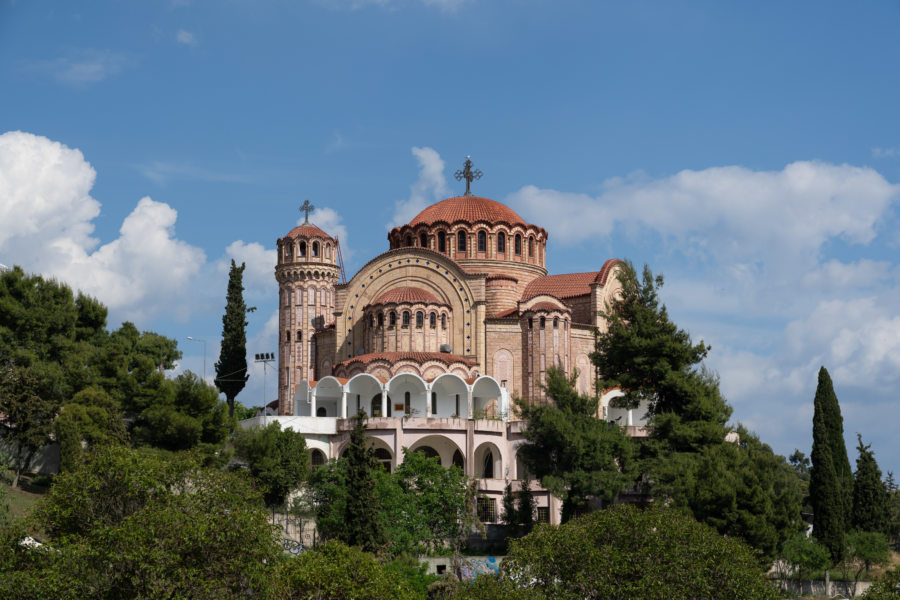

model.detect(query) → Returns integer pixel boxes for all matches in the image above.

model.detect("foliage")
[233,401,258,421]
[446,573,542,600]
[4,446,280,600]
[789,449,812,512]
[55,387,127,471]
[501,482,517,528]
[845,530,891,583]
[853,434,891,535]
[215,259,252,417]
[810,366,849,563]
[862,565,900,600]
[781,534,831,580]
[340,413,386,552]
[887,471,900,546]
[516,366,635,521]
[382,553,441,598]
[275,541,420,600]
[233,421,309,507]
[516,479,536,533]
[499,504,778,600]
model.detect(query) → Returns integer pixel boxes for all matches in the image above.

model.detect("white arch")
[406,434,465,469]
[431,372,469,418]
[472,375,507,420]
[345,373,383,417]
[386,372,428,417]
[473,441,502,479]
[313,376,343,418]
[293,381,313,416]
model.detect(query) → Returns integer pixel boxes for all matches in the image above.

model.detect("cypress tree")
[852,434,890,534]
[214,260,251,417]
[501,482,518,528]
[340,412,385,552]
[516,479,536,533]
[815,367,853,524]
[810,409,844,562]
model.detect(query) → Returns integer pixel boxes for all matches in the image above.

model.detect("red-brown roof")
[409,196,528,227]
[370,286,445,305]
[525,301,571,313]
[522,260,622,300]
[284,223,334,240]
[335,351,475,368]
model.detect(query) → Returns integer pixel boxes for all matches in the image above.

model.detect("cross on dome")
[299,199,315,224]
[454,156,483,196]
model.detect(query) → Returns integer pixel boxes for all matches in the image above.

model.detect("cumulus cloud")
[0,131,207,323]
[218,241,277,301]
[176,29,198,46]
[26,49,129,86]
[388,146,450,228]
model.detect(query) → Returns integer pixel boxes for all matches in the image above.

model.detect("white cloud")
[137,160,251,184]
[388,146,450,228]
[218,240,277,301]
[872,147,898,159]
[176,29,198,46]
[26,49,129,86]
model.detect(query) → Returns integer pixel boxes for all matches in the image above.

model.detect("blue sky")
[2,0,899,475]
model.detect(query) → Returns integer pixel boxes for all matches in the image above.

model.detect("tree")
[233,421,309,507]
[501,482,517,529]
[845,530,891,592]
[516,367,635,521]
[516,479,536,534]
[340,412,386,552]
[814,367,853,524]
[0,362,59,487]
[852,434,890,535]
[781,534,831,581]
[215,260,252,417]
[499,504,779,600]
[862,565,900,600]
[886,471,900,547]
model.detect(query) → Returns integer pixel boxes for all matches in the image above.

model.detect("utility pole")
[255,352,275,425]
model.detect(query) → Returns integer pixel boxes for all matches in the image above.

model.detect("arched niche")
[473,442,502,479]
[407,434,465,469]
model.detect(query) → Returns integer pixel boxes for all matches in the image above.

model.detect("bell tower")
[275,205,340,415]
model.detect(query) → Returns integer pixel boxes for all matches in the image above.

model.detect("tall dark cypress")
[852,434,890,534]
[816,367,853,525]
[810,408,844,562]
[215,260,250,417]
[340,412,385,552]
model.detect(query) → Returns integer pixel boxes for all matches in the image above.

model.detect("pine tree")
[501,482,518,528]
[810,378,845,563]
[215,260,251,417]
[815,367,853,528]
[852,434,890,534]
[340,412,386,552]
[516,479,536,533]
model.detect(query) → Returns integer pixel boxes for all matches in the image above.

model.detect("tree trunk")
[825,568,831,597]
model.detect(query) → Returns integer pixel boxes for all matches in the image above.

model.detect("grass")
[2,472,50,521]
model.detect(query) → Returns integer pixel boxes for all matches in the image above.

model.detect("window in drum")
[419,232,427,248]
[299,241,307,256]
[416,311,424,327]
[438,231,446,252]
[429,312,436,328]
[405,235,412,247]
[312,241,319,257]
[402,311,410,326]
[477,230,486,252]
[389,312,396,326]
[431,391,437,415]
[378,313,384,327]
[497,232,506,254]
[457,230,466,252]
[514,234,522,255]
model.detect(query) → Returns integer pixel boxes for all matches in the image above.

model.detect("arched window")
[514,234,522,255]
[419,232,427,248]
[540,316,546,329]
[371,394,382,417]
[528,237,534,258]
[457,230,466,253]
[374,448,392,471]
[429,312,436,328]
[285,243,292,258]
[431,391,437,415]
[497,232,506,254]
[285,330,291,342]
[404,391,411,414]
[452,449,464,470]
[416,311,424,327]
[483,451,494,479]
[441,314,447,329]
[299,241,307,257]
[316,406,327,417]
[438,231,446,253]
[405,235,412,247]
[402,311,410,326]
[312,241,319,257]
[477,230,486,252]
[528,317,533,329]
[377,313,384,327]
[310,449,326,469]
[389,311,396,326]
[554,317,559,329]
[371,314,376,327]
[297,330,302,341]
[416,446,439,461]
[309,288,316,305]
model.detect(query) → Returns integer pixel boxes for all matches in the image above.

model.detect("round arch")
[473,441,502,479]
[407,434,465,469]
[431,372,469,418]
[386,372,428,418]
[472,375,504,419]
[313,376,343,418]
[346,373,383,417]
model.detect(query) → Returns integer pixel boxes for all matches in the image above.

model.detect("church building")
[257,158,649,525]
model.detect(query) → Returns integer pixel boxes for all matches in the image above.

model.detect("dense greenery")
[516,367,635,521]
[852,434,891,535]
[233,421,309,507]
[215,260,252,417]
[489,504,778,600]
[780,534,831,580]
[810,366,850,563]
[862,565,900,599]
[339,413,387,552]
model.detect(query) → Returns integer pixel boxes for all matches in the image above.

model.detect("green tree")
[814,367,853,524]
[845,530,891,590]
[516,479,536,534]
[215,260,252,418]
[233,421,309,507]
[340,412,386,552]
[886,471,900,546]
[275,541,419,600]
[780,534,831,580]
[0,362,59,488]
[501,482,517,528]
[862,565,900,600]
[499,504,778,600]
[54,387,127,471]
[516,366,635,521]
[852,434,890,535]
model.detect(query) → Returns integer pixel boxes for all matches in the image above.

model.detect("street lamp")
[186,337,207,381]
[255,352,276,425]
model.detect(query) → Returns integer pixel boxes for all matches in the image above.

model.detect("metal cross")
[454,156,483,196]
[299,199,315,224]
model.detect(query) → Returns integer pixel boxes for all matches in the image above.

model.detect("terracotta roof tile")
[284,224,334,240]
[335,351,474,368]
[522,260,622,300]
[525,302,571,313]
[409,196,529,227]
[490,307,519,319]
[370,286,444,305]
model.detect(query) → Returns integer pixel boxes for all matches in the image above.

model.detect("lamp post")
[186,337,207,381]
[255,352,275,425]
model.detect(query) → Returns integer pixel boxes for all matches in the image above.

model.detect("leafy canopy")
[233,421,309,507]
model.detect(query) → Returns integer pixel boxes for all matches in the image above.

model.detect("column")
[340,390,347,419]
[467,388,474,420]
[310,390,317,418]
[381,386,388,419]
[425,385,432,418]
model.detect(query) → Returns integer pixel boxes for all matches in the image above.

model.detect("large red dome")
[408,196,528,227]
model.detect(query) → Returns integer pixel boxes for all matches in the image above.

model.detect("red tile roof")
[370,286,445,305]
[335,351,475,368]
[409,196,529,227]
[525,302,571,313]
[284,224,334,240]
[522,260,622,300]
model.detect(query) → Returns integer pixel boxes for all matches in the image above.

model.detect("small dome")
[408,196,528,227]
[284,223,334,240]
[370,286,444,305]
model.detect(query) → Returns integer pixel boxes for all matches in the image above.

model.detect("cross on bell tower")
[454,156,483,196]
[299,199,315,224]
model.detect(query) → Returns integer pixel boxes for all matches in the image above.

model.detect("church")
[258,158,649,524]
